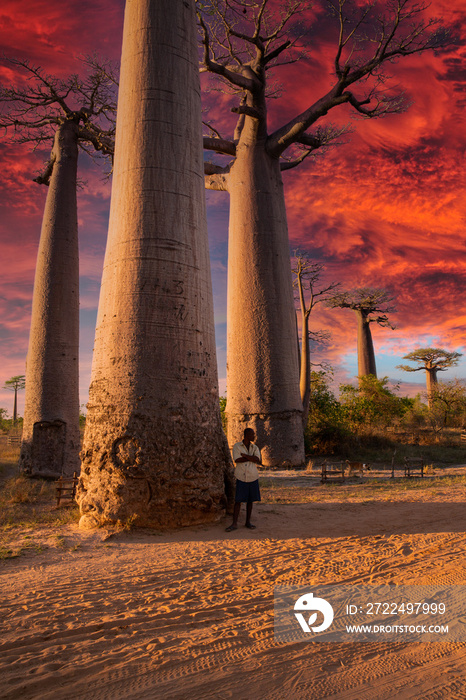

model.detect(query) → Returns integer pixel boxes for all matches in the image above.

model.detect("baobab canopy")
[398,348,463,374]
[199,0,447,465]
[326,288,396,382]
[1,0,465,421]
[397,347,462,407]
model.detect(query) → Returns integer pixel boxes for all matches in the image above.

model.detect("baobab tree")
[292,253,339,427]
[327,288,396,381]
[0,57,116,477]
[3,376,25,424]
[199,0,447,465]
[397,348,462,408]
[78,0,233,530]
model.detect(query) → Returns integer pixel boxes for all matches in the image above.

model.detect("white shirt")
[232,441,261,482]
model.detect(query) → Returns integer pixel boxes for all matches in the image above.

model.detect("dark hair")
[243,427,254,437]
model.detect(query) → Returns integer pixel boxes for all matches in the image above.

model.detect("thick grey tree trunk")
[426,368,438,408]
[356,310,377,382]
[19,120,80,478]
[225,143,304,467]
[78,0,233,529]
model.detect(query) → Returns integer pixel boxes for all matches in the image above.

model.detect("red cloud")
[1,0,465,410]
[0,1,124,76]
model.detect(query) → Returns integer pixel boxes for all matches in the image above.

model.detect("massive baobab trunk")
[200,1,441,464]
[78,0,232,529]
[19,121,80,478]
[426,367,439,408]
[356,310,377,381]
[226,143,304,467]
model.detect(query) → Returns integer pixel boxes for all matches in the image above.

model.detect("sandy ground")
[2,471,466,700]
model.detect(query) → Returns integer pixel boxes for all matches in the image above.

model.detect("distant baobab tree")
[199,0,448,465]
[3,375,25,424]
[292,253,339,427]
[0,56,116,477]
[397,348,462,408]
[327,288,396,382]
[78,0,233,529]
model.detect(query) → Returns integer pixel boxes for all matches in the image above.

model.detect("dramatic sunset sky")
[0,0,465,416]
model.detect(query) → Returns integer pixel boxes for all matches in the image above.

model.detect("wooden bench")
[404,459,424,478]
[7,434,21,446]
[321,462,345,484]
[56,471,79,507]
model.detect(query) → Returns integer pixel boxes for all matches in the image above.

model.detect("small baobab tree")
[0,57,116,477]
[327,288,396,382]
[199,0,448,465]
[397,348,462,408]
[292,253,339,427]
[3,375,26,424]
[78,0,233,530]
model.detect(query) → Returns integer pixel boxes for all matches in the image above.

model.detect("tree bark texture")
[296,270,311,430]
[356,310,377,382]
[78,0,233,529]
[426,368,439,409]
[299,312,311,430]
[225,143,304,466]
[19,121,80,478]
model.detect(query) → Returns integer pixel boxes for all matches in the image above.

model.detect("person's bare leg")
[245,501,255,528]
[226,502,241,531]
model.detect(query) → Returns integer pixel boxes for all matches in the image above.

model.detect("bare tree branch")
[293,253,342,320]
[280,150,315,171]
[231,103,263,119]
[32,154,56,186]
[267,91,349,157]
[203,136,237,155]
[202,120,224,140]
[264,0,449,156]
[292,250,341,426]
[327,287,397,328]
[204,161,231,175]
[263,40,291,65]
[280,123,350,170]
[0,55,117,181]
[198,9,260,92]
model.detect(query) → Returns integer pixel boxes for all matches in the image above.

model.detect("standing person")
[226,428,262,532]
